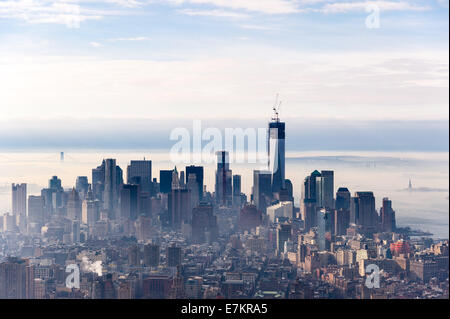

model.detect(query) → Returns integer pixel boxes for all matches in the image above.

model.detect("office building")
[354,192,378,231]
[82,186,100,226]
[187,173,199,211]
[168,188,191,229]
[215,151,232,207]
[191,204,218,243]
[268,118,285,194]
[67,188,82,221]
[75,176,89,200]
[267,201,293,223]
[276,223,291,254]
[252,170,272,213]
[143,244,160,267]
[0,257,34,299]
[120,184,140,221]
[238,204,262,231]
[317,208,327,251]
[128,245,140,267]
[186,165,204,200]
[27,195,45,234]
[380,197,396,232]
[159,170,173,194]
[12,183,27,232]
[334,209,350,236]
[335,187,351,211]
[167,245,182,267]
[103,159,118,219]
[127,159,152,194]
[320,170,334,209]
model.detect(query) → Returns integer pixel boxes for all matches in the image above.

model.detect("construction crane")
[271,93,282,122]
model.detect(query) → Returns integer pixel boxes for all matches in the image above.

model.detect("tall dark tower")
[127,159,152,194]
[268,98,285,194]
[215,151,232,207]
[103,159,118,219]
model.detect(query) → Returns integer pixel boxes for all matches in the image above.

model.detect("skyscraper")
[48,176,62,191]
[127,159,152,194]
[82,186,100,226]
[12,183,27,232]
[320,170,334,209]
[187,173,199,211]
[302,170,321,203]
[354,192,378,231]
[66,188,82,221]
[92,160,105,200]
[27,195,45,234]
[215,151,232,207]
[168,188,191,229]
[232,174,243,208]
[268,118,285,194]
[103,159,118,219]
[317,208,327,251]
[315,176,324,208]
[120,184,140,221]
[159,170,173,194]
[48,176,63,210]
[233,174,241,197]
[334,209,350,236]
[335,187,351,211]
[0,257,34,299]
[75,176,89,200]
[276,223,292,254]
[185,165,204,200]
[252,170,272,213]
[380,197,396,232]
[302,199,317,232]
[40,188,54,222]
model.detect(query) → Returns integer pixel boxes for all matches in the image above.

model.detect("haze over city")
[0,0,448,302]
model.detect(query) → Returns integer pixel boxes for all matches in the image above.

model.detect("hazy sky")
[0,0,448,148]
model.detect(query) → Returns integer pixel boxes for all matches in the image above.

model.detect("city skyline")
[1,118,448,298]
[0,0,448,302]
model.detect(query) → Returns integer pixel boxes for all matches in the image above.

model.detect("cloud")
[320,1,431,14]
[108,36,151,41]
[0,49,447,121]
[179,8,251,18]
[89,41,103,47]
[166,0,302,14]
[436,0,449,8]
[239,23,281,31]
[0,0,440,28]
[103,0,144,7]
[0,0,103,27]
[0,117,448,151]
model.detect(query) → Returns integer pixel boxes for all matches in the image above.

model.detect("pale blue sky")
[0,1,448,123]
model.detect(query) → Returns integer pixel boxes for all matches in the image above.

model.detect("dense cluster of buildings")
[0,116,448,299]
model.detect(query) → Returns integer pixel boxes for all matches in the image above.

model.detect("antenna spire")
[271,93,281,122]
